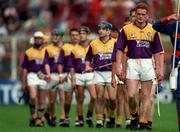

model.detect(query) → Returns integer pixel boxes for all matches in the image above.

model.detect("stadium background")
[0,0,178,131]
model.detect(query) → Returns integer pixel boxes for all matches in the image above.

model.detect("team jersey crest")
[130,32,136,38]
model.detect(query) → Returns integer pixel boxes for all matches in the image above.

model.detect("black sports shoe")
[129,117,139,130]
[116,124,122,128]
[146,122,152,130]
[86,119,93,128]
[44,112,50,125]
[106,120,111,128]
[126,125,131,129]
[75,120,84,127]
[29,118,36,127]
[49,117,56,127]
[96,123,103,128]
[64,118,70,127]
[109,117,115,128]
[138,123,147,130]
[59,119,66,127]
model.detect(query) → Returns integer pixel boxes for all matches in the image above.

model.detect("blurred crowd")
[0,0,174,37]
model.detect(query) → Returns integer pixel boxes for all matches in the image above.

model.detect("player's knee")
[90,95,96,103]
[140,92,150,100]
[78,97,84,104]
[128,92,136,98]
[60,96,65,104]
[109,95,116,100]
[109,99,116,109]
[97,95,104,102]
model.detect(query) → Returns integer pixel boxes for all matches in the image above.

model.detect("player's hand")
[111,77,117,88]
[59,77,67,83]
[116,65,125,81]
[155,68,164,83]
[168,14,180,21]
[84,65,93,73]
[45,75,52,82]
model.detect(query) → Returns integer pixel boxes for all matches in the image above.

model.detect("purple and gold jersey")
[21,47,48,73]
[46,44,61,72]
[116,23,163,58]
[69,44,89,73]
[58,43,76,72]
[85,38,116,71]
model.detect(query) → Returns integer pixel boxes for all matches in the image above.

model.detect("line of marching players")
[21,2,165,131]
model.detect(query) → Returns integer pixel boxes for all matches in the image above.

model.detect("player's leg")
[47,89,57,127]
[36,88,47,127]
[86,83,96,127]
[104,87,110,127]
[138,59,156,130]
[139,81,152,130]
[106,84,117,128]
[126,79,139,130]
[76,85,85,127]
[95,84,105,128]
[116,84,124,128]
[59,73,73,127]
[146,84,155,130]
[64,90,73,127]
[122,84,131,129]
[57,88,65,126]
[28,85,37,127]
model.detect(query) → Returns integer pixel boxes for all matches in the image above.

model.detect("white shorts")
[57,73,72,92]
[76,72,94,86]
[27,72,47,89]
[93,71,112,85]
[126,59,155,81]
[115,75,124,85]
[46,73,59,90]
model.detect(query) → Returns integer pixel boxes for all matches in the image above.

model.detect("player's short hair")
[69,28,79,35]
[79,26,90,34]
[130,8,136,16]
[111,24,119,32]
[97,21,112,30]
[135,2,149,13]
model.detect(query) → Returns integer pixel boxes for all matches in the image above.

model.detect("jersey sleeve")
[85,45,93,61]
[111,42,117,62]
[43,50,49,64]
[116,29,128,52]
[21,54,28,69]
[151,32,163,54]
[68,52,75,68]
[58,49,65,64]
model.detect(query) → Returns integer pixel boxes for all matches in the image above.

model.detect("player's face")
[51,34,61,43]
[34,37,43,45]
[98,28,110,38]
[79,31,88,42]
[135,9,148,24]
[70,31,79,44]
[130,11,136,23]
[111,31,118,39]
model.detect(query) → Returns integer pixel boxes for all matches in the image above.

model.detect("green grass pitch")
[0,103,178,132]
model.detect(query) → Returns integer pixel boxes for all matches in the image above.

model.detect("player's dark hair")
[69,28,79,35]
[135,2,149,13]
